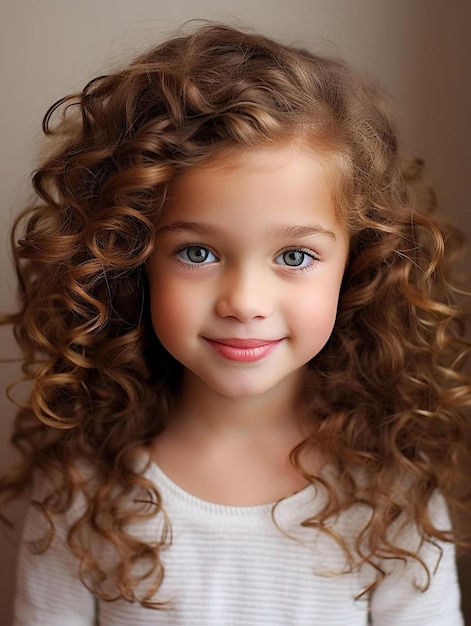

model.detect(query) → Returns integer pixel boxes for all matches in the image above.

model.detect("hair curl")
[1,22,470,606]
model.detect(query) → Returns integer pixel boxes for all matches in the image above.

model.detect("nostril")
[215,285,272,322]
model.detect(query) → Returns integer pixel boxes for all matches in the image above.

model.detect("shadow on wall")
[400,3,471,624]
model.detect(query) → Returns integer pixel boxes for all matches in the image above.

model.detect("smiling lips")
[204,337,283,362]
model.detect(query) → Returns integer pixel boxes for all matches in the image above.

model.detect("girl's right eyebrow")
[156,221,223,236]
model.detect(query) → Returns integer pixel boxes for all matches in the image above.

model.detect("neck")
[171,369,306,443]
[150,367,324,505]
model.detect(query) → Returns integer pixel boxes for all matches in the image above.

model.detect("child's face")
[148,145,349,401]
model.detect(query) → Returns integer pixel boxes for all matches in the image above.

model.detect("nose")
[215,266,273,322]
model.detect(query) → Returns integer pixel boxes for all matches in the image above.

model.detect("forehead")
[158,145,348,243]
[166,145,337,211]
[184,142,331,178]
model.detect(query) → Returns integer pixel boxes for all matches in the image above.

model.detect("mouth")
[203,337,283,362]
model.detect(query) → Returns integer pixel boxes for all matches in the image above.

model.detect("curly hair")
[1,23,470,606]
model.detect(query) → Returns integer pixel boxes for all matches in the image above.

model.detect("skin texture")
[148,145,350,504]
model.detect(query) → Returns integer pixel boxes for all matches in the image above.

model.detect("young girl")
[1,23,470,626]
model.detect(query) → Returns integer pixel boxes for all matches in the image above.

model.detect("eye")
[274,249,316,269]
[177,246,217,264]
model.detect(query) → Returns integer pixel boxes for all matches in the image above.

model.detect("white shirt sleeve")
[370,493,464,625]
[13,488,96,626]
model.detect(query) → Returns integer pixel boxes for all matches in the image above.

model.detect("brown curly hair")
[1,22,470,606]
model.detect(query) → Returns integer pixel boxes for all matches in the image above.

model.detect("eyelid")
[275,246,320,260]
[277,245,320,257]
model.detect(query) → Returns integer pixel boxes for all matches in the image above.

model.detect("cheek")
[294,285,341,343]
[148,273,207,352]
[149,278,187,341]
[151,296,180,345]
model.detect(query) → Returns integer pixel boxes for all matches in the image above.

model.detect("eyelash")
[275,247,319,272]
[175,244,219,268]
[173,244,320,272]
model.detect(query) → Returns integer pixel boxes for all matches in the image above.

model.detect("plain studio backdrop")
[1,1,470,624]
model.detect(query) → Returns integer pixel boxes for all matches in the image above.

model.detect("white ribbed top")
[14,463,464,625]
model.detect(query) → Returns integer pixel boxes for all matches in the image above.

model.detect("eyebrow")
[273,223,337,241]
[156,221,337,241]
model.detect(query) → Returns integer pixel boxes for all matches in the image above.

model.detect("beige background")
[1,1,470,624]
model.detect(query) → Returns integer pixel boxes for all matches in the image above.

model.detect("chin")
[203,373,292,400]
[212,383,270,399]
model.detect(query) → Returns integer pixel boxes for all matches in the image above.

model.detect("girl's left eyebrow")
[271,224,337,241]
[156,221,337,241]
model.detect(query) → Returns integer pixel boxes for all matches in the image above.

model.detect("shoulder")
[14,474,96,626]
[369,493,463,625]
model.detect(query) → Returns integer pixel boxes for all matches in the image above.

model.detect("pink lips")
[204,337,282,362]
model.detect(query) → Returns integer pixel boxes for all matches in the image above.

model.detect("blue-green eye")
[177,246,217,264]
[275,250,315,268]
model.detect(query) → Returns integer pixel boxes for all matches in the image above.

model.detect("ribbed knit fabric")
[14,463,463,625]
